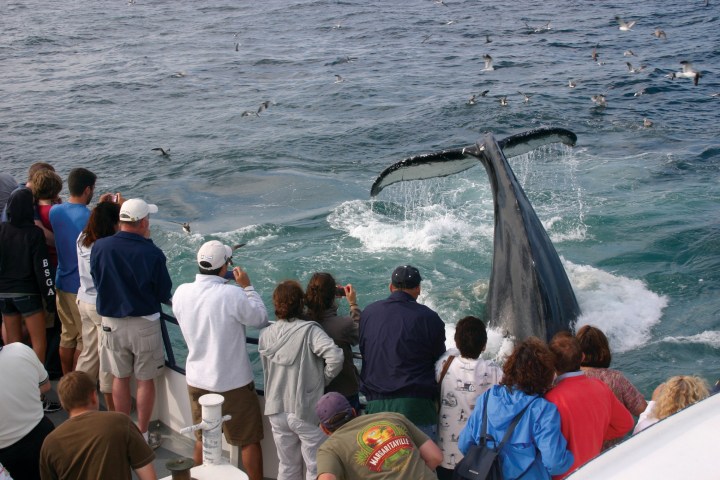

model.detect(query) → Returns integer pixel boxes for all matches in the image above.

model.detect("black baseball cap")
[391,265,422,289]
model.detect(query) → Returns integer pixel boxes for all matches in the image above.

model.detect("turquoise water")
[2,0,718,396]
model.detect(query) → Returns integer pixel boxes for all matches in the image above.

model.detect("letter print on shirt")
[354,420,416,473]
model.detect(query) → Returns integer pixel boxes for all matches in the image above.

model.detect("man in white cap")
[172,241,269,478]
[90,198,172,446]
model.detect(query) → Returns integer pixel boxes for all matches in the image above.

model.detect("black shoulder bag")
[453,394,536,480]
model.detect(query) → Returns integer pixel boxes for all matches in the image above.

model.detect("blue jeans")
[417,423,438,443]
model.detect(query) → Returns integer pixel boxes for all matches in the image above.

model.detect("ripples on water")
[1,0,718,393]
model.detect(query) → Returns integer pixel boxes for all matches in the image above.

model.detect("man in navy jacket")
[91,198,171,445]
[359,265,446,440]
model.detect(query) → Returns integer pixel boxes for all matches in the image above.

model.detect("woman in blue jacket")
[458,337,573,479]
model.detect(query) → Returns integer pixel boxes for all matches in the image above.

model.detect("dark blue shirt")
[359,290,446,401]
[90,231,172,318]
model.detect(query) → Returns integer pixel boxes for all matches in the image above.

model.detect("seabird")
[591,94,607,107]
[241,111,257,117]
[634,88,646,97]
[421,33,433,44]
[626,62,646,73]
[467,95,476,105]
[235,43,239,52]
[653,28,667,39]
[623,50,635,57]
[525,21,551,33]
[519,92,531,103]
[710,93,720,98]
[446,20,456,25]
[668,61,702,85]
[334,74,344,83]
[257,100,271,114]
[485,35,492,43]
[568,79,577,88]
[171,71,186,78]
[151,147,170,156]
[591,44,599,62]
[615,16,637,31]
[434,0,449,7]
[482,54,494,71]
[643,118,653,128]
[499,96,508,106]
[480,89,489,96]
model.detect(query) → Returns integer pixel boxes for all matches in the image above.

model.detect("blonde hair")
[654,375,709,420]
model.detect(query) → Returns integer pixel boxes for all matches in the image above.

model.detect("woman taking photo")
[75,200,121,411]
[305,272,361,410]
[458,337,573,479]
[259,280,343,480]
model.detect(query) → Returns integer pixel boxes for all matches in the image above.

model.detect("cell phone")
[336,286,346,297]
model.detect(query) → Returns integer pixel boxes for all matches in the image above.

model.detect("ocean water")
[1,0,718,396]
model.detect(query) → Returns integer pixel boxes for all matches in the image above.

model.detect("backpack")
[453,393,536,480]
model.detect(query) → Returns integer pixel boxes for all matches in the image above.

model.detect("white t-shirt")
[0,343,48,448]
[633,400,658,435]
[172,274,269,392]
[435,348,503,469]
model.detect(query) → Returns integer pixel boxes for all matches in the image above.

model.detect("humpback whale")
[370,127,581,342]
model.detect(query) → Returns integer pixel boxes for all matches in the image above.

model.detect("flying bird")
[257,100,272,114]
[519,92,531,103]
[615,16,636,31]
[151,147,170,156]
[591,94,607,107]
[421,33,433,44]
[499,96,508,106]
[626,62,646,73]
[485,35,492,43]
[482,54,494,71]
[591,44,599,62]
[334,75,345,83]
[623,50,635,57]
[643,118,653,128]
[568,79,577,88]
[653,28,667,39]
[667,61,702,85]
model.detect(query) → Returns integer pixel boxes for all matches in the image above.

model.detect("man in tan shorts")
[91,198,172,445]
[173,240,269,479]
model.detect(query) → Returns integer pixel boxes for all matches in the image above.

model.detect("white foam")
[328,198,491,253]
[569,260,668,353]
[661,331,720,349]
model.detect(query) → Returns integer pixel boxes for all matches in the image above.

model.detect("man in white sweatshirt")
[172,240,269,480]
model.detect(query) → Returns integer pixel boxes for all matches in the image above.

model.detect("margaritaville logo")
[355,421,414,472]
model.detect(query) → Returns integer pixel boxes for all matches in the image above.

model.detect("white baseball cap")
[197,240,232,270]
[119,198,158,222]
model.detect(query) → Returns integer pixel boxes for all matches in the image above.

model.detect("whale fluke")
[371,127,576,197]
[370,126,580,342]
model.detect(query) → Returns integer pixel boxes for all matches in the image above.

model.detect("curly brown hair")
[305,272,336,322]
[273,280,305,321]
[500,337,556,395]
[576,325,612,368]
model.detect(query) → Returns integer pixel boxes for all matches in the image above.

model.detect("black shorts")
[0,295,43,316]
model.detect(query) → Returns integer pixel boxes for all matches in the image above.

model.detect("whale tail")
[370,127,580,342]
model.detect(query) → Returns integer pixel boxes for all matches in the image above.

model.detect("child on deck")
[435,316,503,480]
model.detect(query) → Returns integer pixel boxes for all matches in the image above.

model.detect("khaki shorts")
[100,316,164,381]
[57,290,83,349]
[188,382,264,446]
